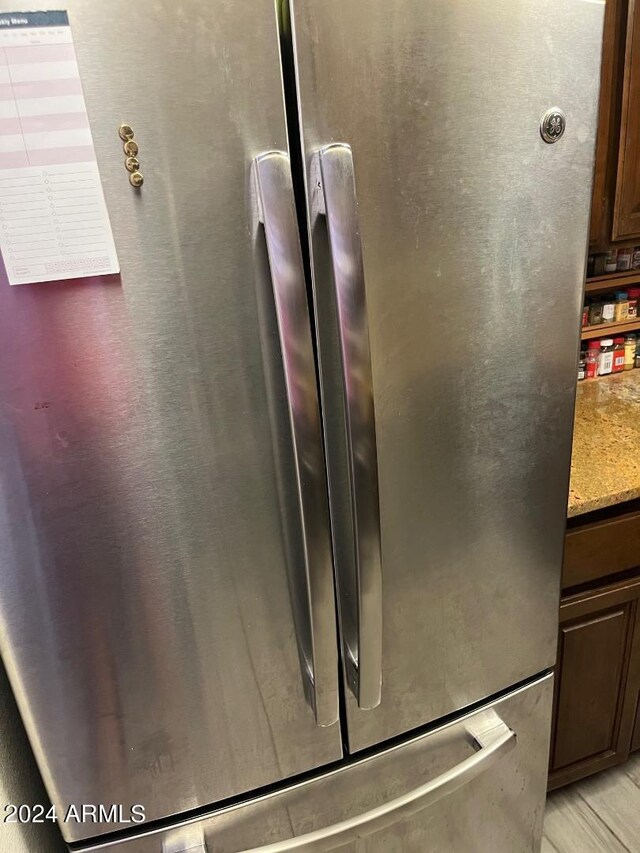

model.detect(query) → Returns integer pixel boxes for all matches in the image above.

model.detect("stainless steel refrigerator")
[0,0,603,851]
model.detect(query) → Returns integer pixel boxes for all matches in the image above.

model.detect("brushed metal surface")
[316,144,382,712]
[0,662,66,853]
[0,0,342,843]
[84,673,553,853]
[236,710,515,851]
[253,152,339,728]
[289,0,604,750]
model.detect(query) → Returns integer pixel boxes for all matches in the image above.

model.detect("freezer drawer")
[85,673,552,853]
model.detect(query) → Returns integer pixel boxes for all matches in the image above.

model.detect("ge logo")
[540,108,566,144]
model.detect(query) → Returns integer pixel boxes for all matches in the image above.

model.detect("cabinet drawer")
[563,509,640,589]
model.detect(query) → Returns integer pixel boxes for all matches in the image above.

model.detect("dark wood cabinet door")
[591,0,627,247]
[627,602,640,751]
[553,606,629,770]
[549,579,640,790]
[631,698,640,751]
[613,0,640,239]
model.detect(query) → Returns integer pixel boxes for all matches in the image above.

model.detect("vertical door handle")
[253,151,339,728]
[316,143,382,711]
[239,710,515,851]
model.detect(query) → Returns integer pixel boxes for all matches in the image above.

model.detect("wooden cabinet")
[613,0,640,239]
[563,508,640,588]
[550,503,640,789]
[587,0,640,246]
[632,689,640,751]
[549,577,640,789]
[591,0,627,247]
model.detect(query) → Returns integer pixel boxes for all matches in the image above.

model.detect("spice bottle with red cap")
[613,337,626,373]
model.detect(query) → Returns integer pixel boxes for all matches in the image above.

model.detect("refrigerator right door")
[288,0,604,751]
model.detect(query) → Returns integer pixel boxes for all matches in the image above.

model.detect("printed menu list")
[0,11,118,285]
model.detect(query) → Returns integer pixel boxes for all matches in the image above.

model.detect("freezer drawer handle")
[315,142,382,711]
[239,709,515,852]
[253,151,340,728]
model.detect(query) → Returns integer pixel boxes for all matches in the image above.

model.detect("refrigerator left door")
[0,0,342,843]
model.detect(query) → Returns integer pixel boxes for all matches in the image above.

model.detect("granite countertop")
[568,370,640,517]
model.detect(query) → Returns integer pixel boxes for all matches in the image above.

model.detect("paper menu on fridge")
[0,11,119,285]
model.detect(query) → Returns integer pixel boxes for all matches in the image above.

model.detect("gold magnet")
[119,124,135,141]
[129,171,144,188]
[123,139,139,157]
[125,156,140,172]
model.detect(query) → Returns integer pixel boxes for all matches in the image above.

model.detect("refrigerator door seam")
[312,142,383,712]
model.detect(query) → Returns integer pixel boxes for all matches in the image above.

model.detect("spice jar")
[615,291,630,322]
[625,334,636,370]
[589,302,603,325]
[599,339,614,375]
[586,341,600,379]
[593,252,607,275]
[578,353,586,381]
[594,254,607,276]
[613,337,626,372]
[618,247,633,271]
[582,305,589,327]
[605,251,617,273]
[602,299,616,324]
[628,288,640,318]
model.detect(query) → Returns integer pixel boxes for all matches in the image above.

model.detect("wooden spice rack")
[585,270,640,295]
[581,317,640,341]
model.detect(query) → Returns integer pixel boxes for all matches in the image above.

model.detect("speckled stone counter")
[569,371,640,517]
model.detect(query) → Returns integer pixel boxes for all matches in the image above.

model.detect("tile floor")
[543,753,640,852]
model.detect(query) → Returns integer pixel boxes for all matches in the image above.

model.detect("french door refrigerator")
[0,0,603,851]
